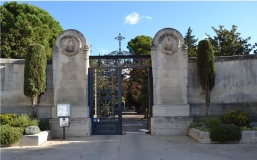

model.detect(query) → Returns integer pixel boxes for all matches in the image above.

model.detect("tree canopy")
[206,25,257,56]
[184,27,198,57]
[0,1,63,59]
[124,35,152,113]
[127,35,152,55]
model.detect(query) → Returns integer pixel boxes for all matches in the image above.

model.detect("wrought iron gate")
[88,33,152,135]
[88,68,122,135]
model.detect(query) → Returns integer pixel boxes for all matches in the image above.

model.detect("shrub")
[210,124,242,142]
[221,110,250,127]
[189,122,205,128]
[38,118,50,131]
[205,117,221,129]
[0,125,23,144]
[0,113,19,125]
[12,114,38,129]
[24,126,41,135]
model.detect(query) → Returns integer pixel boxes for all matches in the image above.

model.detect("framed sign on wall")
[56,102,71,117]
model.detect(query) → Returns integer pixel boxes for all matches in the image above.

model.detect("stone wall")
[188,54,257,120]
[1,54,257,120]
[0,59,53,118]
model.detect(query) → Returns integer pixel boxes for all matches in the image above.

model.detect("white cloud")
[144,16,152,20]
[124,12,152,25]
[124,12,140,25]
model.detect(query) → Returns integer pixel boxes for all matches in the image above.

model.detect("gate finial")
[114,33,125,53]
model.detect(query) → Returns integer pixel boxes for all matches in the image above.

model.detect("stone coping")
[189,54,257,63]
[189,128,257,143]
[0,58,52,64]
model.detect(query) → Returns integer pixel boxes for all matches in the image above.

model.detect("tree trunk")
[31,96,38,118]
[205,84,209,117]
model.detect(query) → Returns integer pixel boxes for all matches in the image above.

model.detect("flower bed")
[189,128,257,143]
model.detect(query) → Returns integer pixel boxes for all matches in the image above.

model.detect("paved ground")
[1,112,257,160]
[122,111,148,134]
[1,135,257,160]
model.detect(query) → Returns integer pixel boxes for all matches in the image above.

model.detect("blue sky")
[1,1,257,55]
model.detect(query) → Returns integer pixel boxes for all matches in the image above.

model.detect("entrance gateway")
[50,28,192,137]
[88,33,153,135]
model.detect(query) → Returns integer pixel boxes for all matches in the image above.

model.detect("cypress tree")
[24,44,47,117]
[197,40,216,117]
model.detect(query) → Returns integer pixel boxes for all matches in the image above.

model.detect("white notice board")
[57,103,71,117]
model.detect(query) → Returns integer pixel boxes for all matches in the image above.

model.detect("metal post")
[63,127,65,140]
[118,68,122,134]
[94,69,98,118]
[148,67,153,130]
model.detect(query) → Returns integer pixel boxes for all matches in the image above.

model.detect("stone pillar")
[50,29,91,137]
[151,28,192,136]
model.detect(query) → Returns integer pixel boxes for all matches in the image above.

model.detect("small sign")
[59,117,70,127]
[57,103,71,117]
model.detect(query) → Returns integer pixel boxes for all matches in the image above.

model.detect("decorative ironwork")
[115,33,125,53]
[93,69,119,122]
[90,55,151,68]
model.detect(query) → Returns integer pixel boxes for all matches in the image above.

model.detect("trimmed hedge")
[210,124,242,142]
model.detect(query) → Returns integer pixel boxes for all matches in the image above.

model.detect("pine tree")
[206,25,257,56]
[0,1,63,59]
[184,27,198,57]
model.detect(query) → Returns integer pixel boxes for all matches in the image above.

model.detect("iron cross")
[114,33,125,52]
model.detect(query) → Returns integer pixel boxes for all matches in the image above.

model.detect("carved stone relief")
[158,32,180,55]
[60,34,82,57]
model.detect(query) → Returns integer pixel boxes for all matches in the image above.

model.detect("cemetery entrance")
[88,36,152,135]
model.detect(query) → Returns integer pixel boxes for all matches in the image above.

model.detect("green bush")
[0,125,23,144]
[12,114,38,129]
[205,117,221,129]
[210,124,242,142]
[0,113,19,125]
[189,122,205,128]
[38,119,50,131]
[24,126,41,135]
[221,110,250,127]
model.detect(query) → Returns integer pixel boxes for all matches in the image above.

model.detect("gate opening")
[88,55,152,135]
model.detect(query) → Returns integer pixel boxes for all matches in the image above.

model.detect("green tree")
[184,27,198,57]
[126,35,152,113]
[127,35,152,55]
[24,44,47,117]
[197,40,216,117]
[206,25,257,56]
[0,1,63,59]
